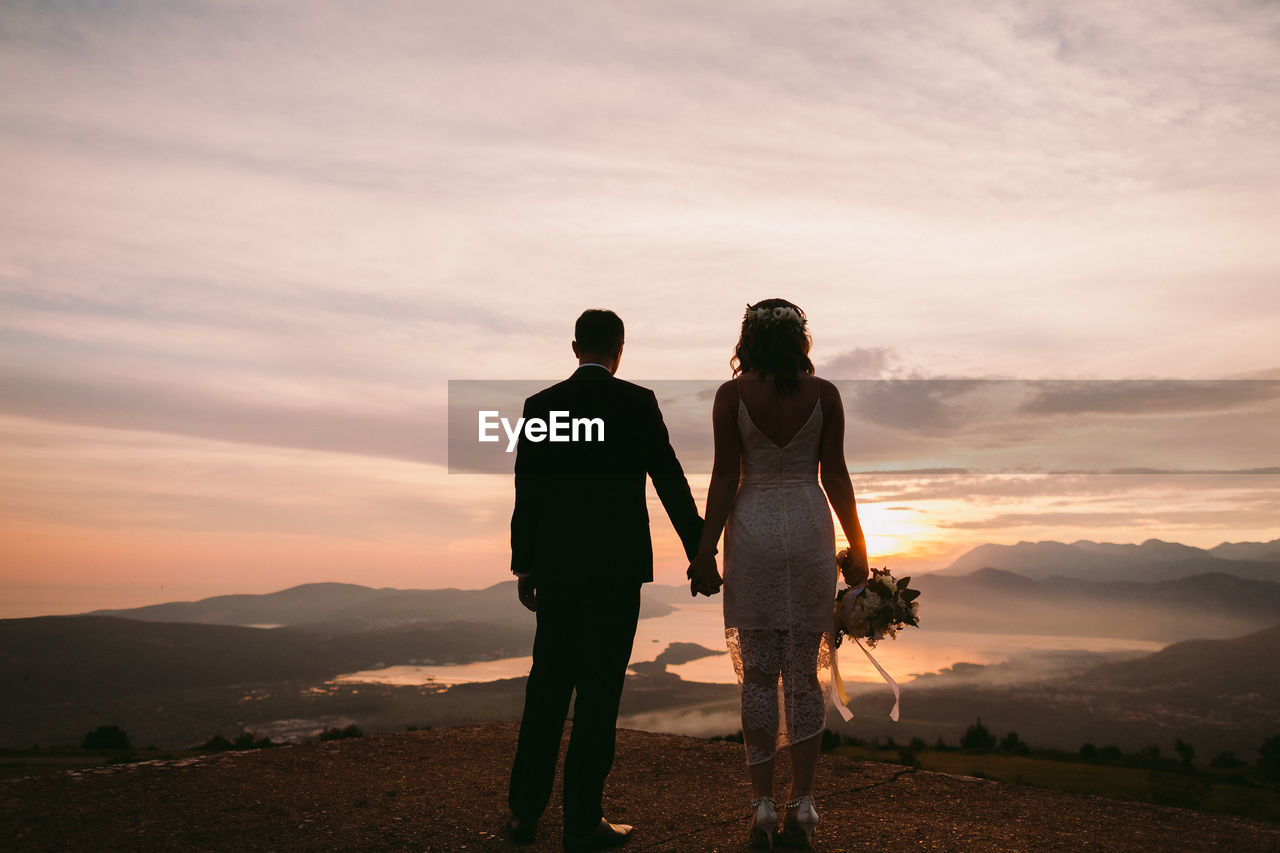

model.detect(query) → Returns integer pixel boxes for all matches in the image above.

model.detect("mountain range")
[73,541,1280,645]
[912,568,1280,641]
[86,579,673,631]
[4,564,1279,751]
[943,537,1280,582]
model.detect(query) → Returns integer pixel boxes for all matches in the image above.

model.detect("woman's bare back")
[735,372,832,447]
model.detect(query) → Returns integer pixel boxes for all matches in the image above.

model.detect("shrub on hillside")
[1134,745,1165,769]
[234,731,276,749]
[197,735,235,752]
[820,730,841,753]
[319,724,363,741]
[82,725,130,750]
[960,718,996,751]
[1175,739,1195,768]
[1259,734,1280,781]
[999,731,1030,755]
[1210,751,1243,769]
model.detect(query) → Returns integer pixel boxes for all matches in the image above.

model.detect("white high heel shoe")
[748,796,778,849]
[782,795,819,848]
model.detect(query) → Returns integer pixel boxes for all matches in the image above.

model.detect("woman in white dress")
[688,299,870,849]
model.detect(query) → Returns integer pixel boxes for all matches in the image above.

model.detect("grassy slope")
[833,744,1280,823]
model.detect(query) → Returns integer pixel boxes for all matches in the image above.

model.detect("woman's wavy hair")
[730,298,814,391]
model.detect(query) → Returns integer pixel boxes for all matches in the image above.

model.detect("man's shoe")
[504,814,538,845]
[563,818,634,851]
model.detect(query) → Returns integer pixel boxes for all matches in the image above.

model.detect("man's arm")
[639,389,704,561]
[510,396,545,586]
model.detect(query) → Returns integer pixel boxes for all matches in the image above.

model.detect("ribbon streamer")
[830,584,902,722]
[831,644,855,722]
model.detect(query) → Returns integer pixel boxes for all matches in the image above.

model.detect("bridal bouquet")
[832,549,921,649]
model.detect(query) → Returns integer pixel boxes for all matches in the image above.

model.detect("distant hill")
[86,580,675,631]
[913,569,1280,641]
[845,616,1280,761]
[85,582,396,627]
[1081,622,1280,700]
[943,538,1280,582]
[889,621,1280,757]
[0,615,534,706]
[1210,540,1280,562]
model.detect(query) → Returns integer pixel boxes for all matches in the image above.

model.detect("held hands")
[687,552,723,597]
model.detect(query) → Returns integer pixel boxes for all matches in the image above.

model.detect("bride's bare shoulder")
[814,376,843,404]
[714,377,739,396]
[712,378,740,409]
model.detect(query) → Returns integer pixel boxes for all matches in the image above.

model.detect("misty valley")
[4,538,1280,789]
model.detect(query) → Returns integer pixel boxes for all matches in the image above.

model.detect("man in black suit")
[505,309,712,851]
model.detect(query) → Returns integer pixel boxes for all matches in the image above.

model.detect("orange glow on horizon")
[840,502,938,564]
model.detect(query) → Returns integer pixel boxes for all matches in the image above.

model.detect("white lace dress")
[723,395,837,766]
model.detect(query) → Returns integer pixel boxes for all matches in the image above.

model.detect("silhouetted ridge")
[84,580,674,630]
[912,570,1280,640]
[944,537,1280,582]
[1082,622,1280,697]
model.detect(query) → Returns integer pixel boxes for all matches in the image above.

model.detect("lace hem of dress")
[726,626,834,766]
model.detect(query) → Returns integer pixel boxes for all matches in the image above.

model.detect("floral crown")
[743,303,806,330]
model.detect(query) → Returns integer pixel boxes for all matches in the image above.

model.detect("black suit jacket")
[510,365,703,585]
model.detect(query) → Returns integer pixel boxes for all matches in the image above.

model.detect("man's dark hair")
[574,309,625,354]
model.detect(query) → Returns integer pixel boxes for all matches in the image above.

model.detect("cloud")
[626,379,1280,477]
[1019,380,1280,416]
[5,2,1280,391]
[1106,467,1280,476]
[0,363,446,466]
[939,506,1280,531]
[842,379,990,436]
[859,469,1280,504]
[818,347,902,379]
[0,471,476,539]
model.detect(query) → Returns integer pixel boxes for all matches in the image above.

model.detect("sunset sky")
[2,1,1278,617]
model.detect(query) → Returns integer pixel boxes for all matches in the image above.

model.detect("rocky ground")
[2,722,1277,852]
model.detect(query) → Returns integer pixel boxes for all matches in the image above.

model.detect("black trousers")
[507,579,642,836]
